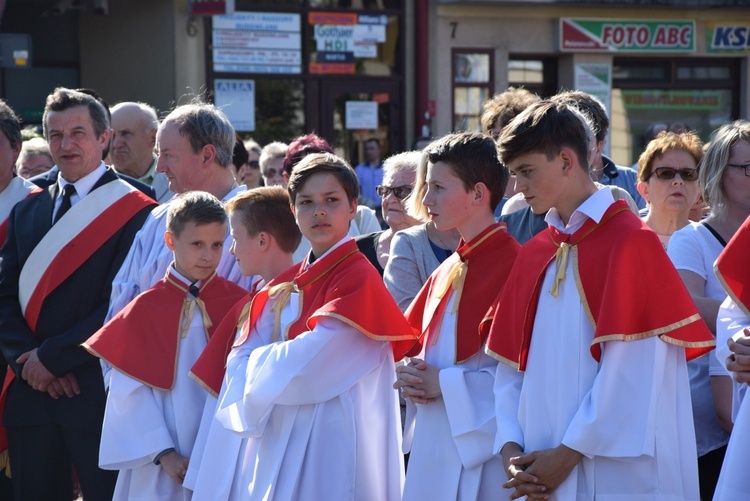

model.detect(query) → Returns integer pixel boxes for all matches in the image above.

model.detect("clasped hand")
[16,348,80,399]
[501,442,582,500]
[393,358,441,404]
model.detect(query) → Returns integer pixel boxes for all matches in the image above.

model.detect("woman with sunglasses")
[666,122,750,500]
[355,151,422,276]
[636,130,703,250]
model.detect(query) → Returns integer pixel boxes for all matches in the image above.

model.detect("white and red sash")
[0,177,41,243]
[19,179,155,332]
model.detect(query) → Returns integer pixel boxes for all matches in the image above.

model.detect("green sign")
[622,90,722,111]
[561,18,695,53]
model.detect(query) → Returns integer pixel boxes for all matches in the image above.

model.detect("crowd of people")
[0,83,748,501]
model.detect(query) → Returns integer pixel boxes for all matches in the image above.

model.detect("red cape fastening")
[84,270,249,390]
[233,239,417,359]
[403,223,519,364]
[485,200,715,371]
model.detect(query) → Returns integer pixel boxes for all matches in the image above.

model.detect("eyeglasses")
[247,160,260,169]
[647,167,699,182]
[376,185,413,199]
[728,163,750,177]
[263,168,281,178]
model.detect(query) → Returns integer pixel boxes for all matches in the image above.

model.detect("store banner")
[621,90,722,111]
[707,23,750,53]
[561,18,695,53]
[190,0,234,16]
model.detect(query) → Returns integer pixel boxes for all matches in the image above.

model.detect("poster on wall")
[309,11,388,74]
[574,63,611,155]
[214,79,255,132]
[345,101,378,130]
[212,12,302,74]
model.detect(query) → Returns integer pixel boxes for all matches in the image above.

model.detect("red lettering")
[653,26,665,46]
[625,25,637,45]
[612,26,624,45]
[679,26,691,47]
[667,26,679,45]
[636,26,650,46]
[602,25,614,45]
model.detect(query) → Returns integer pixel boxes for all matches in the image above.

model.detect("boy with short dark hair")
[485,101,714,500]
[83,191,249,500]
[209,153,416,499]
[185,186,302,498]
[393,132,520,499]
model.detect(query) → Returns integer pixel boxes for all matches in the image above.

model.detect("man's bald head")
[110,101,159,178]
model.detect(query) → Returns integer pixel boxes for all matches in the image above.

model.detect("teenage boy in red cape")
[184,186,300,497]
[392,132,519,500]
[208,153,416,500]
[713,215,750,499]
[484,101,714,500]
[84,192,248,500]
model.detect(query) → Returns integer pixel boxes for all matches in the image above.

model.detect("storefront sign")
[214,79,255,131]
[561,19,695,53]
[345,101,378,130]
[309,12,386,73]
[707,24,750,53]
[212,12,301,74]
[575,63,612,155]
[622,90,722,110]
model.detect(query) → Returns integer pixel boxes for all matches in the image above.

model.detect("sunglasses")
[647,167,699,182]
[247,160,260,169]
[728,163,750,177]
[263,168,281,178]
[376,185,413,199]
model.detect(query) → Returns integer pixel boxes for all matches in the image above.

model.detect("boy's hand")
[159,451,189,485]
[501,442,547,500]
[506,444,582,499]
[393,358,441,404]
[727,328,750,383]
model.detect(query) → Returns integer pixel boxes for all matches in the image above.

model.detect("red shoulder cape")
[485,200,714,370]
[189,295,254,397]
[234,239,416,358]
[715,215,750,318]
[403,223,519,363]
[84,271,249,390]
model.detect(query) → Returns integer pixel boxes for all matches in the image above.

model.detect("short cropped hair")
[282,133,333,176]
[259,141,288,172]
[243,138,262,155]
[499,100,589,172]
[383,150,421,178]
[424,132,508,211]
[637,131,704,182]
[225,186,302,254]
[16,137,53,166]
[161,102,235,168]
[551,90,609,143]
[700,120,750,220]
[43,87,109,139]
[287,152,359,205]
[111,101,159,132]
[480,87,540,135]
[0,100,22,150]
[166,191,227,237]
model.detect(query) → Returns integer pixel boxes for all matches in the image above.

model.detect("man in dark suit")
[0,88,156,500]
[29,164,157,200]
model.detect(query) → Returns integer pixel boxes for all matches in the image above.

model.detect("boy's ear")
[558,148,575,174]
[348,198,357,219]
[164,231,176,251]
[257,231,269,250]
[471,182,489,206]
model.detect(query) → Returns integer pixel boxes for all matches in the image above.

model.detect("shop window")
[612,58,739,166]
[508,57,557,98]
[452,49,493,131]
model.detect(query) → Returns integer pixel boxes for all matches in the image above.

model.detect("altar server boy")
[485,101,714,500]
[393,132,520,500]
[212,153,417,500]
[84,191,249,500]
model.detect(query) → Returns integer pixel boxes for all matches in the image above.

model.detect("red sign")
[309,62,355,74]
[191,0,230,16]
[309,12,357,25]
